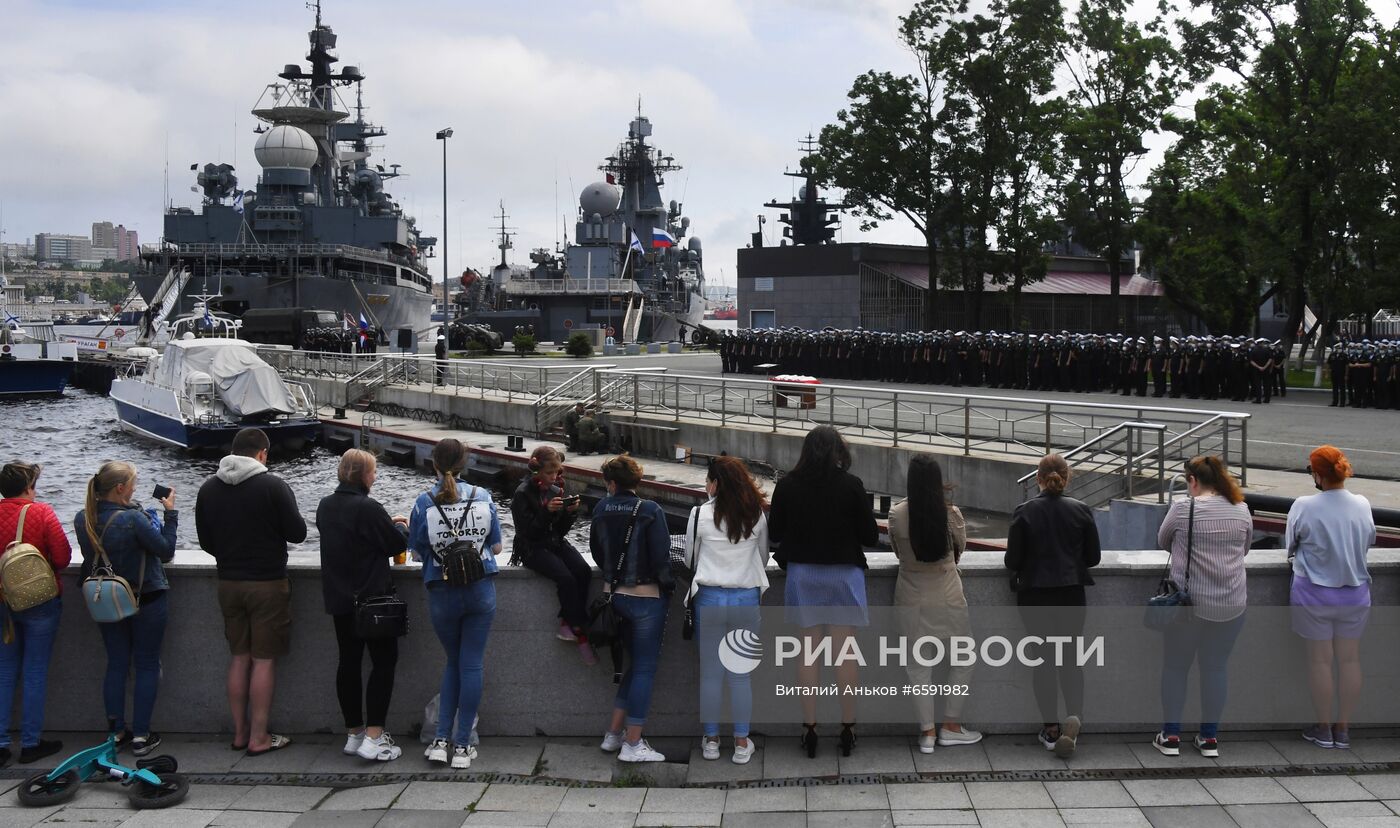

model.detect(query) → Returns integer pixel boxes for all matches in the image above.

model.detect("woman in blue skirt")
[769,426,879,757]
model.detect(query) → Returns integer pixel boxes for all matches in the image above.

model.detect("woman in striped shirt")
[1152,455,1252,759]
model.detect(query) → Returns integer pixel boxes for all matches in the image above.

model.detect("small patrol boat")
[0,323,78,398]
[110,338,319,451]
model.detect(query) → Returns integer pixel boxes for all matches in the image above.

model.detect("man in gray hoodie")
[195,427,307,756]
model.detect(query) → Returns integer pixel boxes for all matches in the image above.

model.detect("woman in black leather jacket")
[1005,453,1101,759]
[510,446,592,663]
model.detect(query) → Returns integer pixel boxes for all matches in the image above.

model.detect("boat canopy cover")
[156,339,295,416]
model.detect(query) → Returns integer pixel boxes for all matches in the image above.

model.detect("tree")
[1061,0,1182,332]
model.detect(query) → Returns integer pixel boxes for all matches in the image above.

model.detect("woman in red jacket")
[0,461,71,765]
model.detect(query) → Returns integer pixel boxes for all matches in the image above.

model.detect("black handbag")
[586,500,642,682]
[1145,497,1194,632]
[433,489,488,587]
[682,506,701,641]
[355,592,409,640]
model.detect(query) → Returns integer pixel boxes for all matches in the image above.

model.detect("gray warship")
[136,3,434,343]
[459,114,706,343]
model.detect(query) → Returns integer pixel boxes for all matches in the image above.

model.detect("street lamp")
[436,127,454,329]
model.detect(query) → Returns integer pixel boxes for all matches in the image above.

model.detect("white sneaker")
[600,730,623,753]
[424,738,449,765]
[918,734,937,755]
[732,739,755,765]
[343,731,365,755]
[451,743,476,769]
[356,732,402,762]
[1055,715,1081,758]
[619,739,665,763]
[1038,728,1058,751]
[937,726,984,746]
[701,737,720,761]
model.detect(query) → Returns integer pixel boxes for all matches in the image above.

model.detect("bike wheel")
[127,772,188,809]
[17,770,79,807]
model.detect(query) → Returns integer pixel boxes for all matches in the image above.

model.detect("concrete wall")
[737,273,859,331]
[38,551,1400,739]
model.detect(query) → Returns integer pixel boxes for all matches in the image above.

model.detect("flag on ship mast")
[651,227,676,248]
[629,229,644,254]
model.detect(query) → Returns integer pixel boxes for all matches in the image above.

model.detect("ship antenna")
[307,0,322,27]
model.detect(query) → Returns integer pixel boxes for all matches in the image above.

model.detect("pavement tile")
[1141,805,1239,827]
[392,781,487,811]
[719,814,806,828]
[181,785,253,811]
[1350,740,1400,764]
[1128,741,1217,770]
[1212,740,1291,768]
[228,785,333,812]
[207,814,299,828]
[316,783,407,811]
[806,810,894,828]
[467,739,549,777]
[556,788,647,813]
[155,742,243,774]
[761,739,838,780]
[890,810,979,826]
[1060,741,1141,770]
[1124,779,1215,807]
[1201,776,1297,805]
[1058,807,1151,826]
[1270,740,1365,767]
[35,807,130,827]
[965,781,1053,810]
[1305,800,1397,819]
[119,810,225,828]
[473,785,568,813]
[545,814,636,828]
[983,739,1067,772]
[229,741,327,775]
[635,813,722,827]
[686,748,764,785]
[909,743,991,773]
[539,743,616,784]
[1043,781,1135,809]
[835,739,915,776]
[288,813,384,828]
[376,811,472,828]
[975,810,1068,828]
[1277,776,1377,803]
[641,789,726,813]
[0,809,61,828]
[1359,776,1400,799]
[1225,803,1326,827]
[722,787,805,813]
[804,784,887,812]
[1389,801,1400,816]
[886,783,971,811]
[36,786,132,809]
[462,814,551,827]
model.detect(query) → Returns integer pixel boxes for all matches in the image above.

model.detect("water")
[0,390,578,564]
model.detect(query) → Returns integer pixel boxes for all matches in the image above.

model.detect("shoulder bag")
[586,500,642,683]
[432,487,488,587]
[682,506,701,641]
[1145,497,1194,632]
[355,589,409,639]
[82,513,146,624]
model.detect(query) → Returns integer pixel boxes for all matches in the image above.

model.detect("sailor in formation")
[1327,337,1399,408]
[718,328,1308,405]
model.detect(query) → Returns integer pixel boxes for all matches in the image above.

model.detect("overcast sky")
[7,0,1387,288]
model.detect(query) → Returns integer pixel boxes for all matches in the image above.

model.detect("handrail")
[1014,421,1168,487]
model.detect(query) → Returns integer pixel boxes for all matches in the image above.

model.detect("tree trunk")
[923,222,938,330]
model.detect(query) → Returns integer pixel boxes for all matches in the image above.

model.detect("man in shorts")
[195,428,307,756]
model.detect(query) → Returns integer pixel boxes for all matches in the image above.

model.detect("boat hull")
[0,358,75,398]
[111,379,319,452]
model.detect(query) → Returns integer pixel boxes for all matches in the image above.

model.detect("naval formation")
[717,329,1400,408]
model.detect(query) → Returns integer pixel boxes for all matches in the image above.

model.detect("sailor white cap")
[437,334,445,340]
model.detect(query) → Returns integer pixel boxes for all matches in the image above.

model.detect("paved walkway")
[4,731,1400,827]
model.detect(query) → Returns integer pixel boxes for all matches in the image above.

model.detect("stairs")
[622,294,645,343]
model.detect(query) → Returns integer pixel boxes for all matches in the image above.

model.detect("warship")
[135,3,434,343]
[459,114,706,343]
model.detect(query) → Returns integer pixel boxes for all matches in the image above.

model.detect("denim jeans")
[0,595,63,748]
[1161,613,1246,739]
[612,594,668,727]
[694,586,760,738]
[99,590,169,737]
[428,579,496,746]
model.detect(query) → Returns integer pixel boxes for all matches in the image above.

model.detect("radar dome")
[254,125,318,170]
[579,181,621,217]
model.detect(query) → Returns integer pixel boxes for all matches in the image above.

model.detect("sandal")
[244,734,293,756]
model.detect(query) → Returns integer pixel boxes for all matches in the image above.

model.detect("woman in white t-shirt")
[683,456,769,765]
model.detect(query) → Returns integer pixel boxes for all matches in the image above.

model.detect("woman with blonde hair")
[511,445,592,663]
[73,461,177,759]
[890,454,981,755]
[1151,455,1251,758]
[316,449,410,762]
[685,455,769,765]
[409,438,503,770]
[1005,453,1100,758]
[1287,445,1375,750]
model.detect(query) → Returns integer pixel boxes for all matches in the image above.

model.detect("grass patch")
[1287,367,1331,389]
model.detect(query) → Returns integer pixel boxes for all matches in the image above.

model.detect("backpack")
[1,505,59,613]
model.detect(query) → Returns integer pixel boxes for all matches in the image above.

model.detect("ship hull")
[111,378,319,452]
[0,359,74,398]
[463,289,706,343]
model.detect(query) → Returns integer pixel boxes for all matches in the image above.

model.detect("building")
[91,221,117,249]
[1,241,34,260]
[34,233,92,264]
[91,222,140,261]
[115,226,139,261]
[736,242,1173,334]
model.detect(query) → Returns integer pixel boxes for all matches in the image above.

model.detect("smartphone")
[152,484,172,501]
[562,494,582,505]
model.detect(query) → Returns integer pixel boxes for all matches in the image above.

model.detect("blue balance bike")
[18,735,188,809]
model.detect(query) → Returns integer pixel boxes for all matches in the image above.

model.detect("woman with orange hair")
[1286,446,1375,751]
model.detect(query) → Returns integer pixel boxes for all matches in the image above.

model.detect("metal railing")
[502,279,638,296]
[1017,421,1168,509]
[588,368,1250,469]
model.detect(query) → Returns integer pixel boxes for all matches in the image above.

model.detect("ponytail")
[431,439,468,504]
[84,461,136,553]
[1185,455,1243,504]
[1037,454,1070,496]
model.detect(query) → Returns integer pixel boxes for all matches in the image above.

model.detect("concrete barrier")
[38,550,1400,739]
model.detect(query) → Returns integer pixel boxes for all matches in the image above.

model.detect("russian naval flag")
[651,228,676,248]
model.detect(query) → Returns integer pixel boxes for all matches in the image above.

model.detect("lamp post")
[436,127,454,329]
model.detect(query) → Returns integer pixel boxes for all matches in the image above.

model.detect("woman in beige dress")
[890,454,982,755]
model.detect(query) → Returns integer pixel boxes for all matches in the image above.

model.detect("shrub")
[566,332,594,358]
[512,333,536,355]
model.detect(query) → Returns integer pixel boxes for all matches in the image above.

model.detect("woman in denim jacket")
[73,461,177,757]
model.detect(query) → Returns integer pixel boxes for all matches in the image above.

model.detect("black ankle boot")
[840,723,857,757]
[801,724,818,758]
